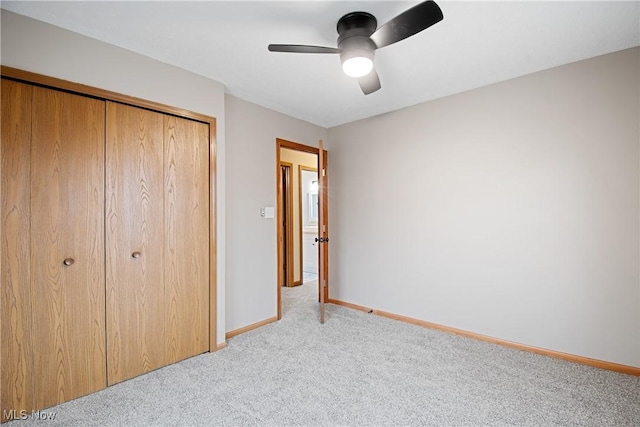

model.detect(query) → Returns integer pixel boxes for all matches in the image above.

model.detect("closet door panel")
[30,86,106,409]
[106,102,165,385]
[164,116,210,363]
[1,80,35,419]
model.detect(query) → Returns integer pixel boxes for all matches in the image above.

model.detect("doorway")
[300,166,319,284]
[276,138,328,321]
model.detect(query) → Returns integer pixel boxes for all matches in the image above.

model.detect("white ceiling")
[2,1,639,128]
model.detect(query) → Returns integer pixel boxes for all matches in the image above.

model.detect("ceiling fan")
[268,1,444,95]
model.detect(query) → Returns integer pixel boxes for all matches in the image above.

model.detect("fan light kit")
[268,1,444,95]
[342,53,373,78]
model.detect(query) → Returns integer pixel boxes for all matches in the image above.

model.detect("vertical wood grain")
[208,119,217,352]
[279,162,294,287]
[1,69,218,421]
[318,140,326,324]
[321,149,329,303]
[1,79,34,421]
[164,116,210,364]
[30,86,106,409]
[105,102,165,385]
[276,145,283,319]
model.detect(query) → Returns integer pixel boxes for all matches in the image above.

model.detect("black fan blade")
[268,44,341,54]
[358,69,381,95]
[370,0,443,49]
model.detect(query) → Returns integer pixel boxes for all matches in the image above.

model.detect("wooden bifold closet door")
[2,77,212,420]
[1,80,107,415]
[105,102,210,385]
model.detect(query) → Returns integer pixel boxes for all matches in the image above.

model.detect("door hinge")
[322,169,326,177]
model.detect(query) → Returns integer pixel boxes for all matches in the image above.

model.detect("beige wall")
[225,95,327,332]
[327,47,640,367]
[281,148,318,284]
[0,10,228,345]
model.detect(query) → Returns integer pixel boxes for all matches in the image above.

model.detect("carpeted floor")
[9,281,639,426]
[303,271,319,283]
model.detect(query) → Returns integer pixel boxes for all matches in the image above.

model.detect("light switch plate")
[264,207,275,218]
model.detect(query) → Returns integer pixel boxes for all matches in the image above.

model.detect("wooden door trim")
[208,115,218,352]
[280,162,294,287]
[321,149,329,303]
[1,67,218,353]
[276,138,327,320]
[1,66,213,124]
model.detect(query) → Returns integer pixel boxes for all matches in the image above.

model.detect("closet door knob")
[131,251,141,259]
[63,258,75,266]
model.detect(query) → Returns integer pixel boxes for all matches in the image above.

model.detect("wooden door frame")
[0,66,219,353]
[276,138,328,320]
[279,162,294,287]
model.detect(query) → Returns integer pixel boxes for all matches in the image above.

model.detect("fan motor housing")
[337,11,378,55]
[339,35,376,52]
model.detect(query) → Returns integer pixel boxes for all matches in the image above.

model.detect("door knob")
[131,251,141,259]
[63,258,75,266]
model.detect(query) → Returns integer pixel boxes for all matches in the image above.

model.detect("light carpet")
[10,280,639,426]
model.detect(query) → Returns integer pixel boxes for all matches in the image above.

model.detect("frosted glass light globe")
[342,56,373,78]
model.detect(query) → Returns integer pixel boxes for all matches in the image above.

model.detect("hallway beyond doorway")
[303,271,318,283]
